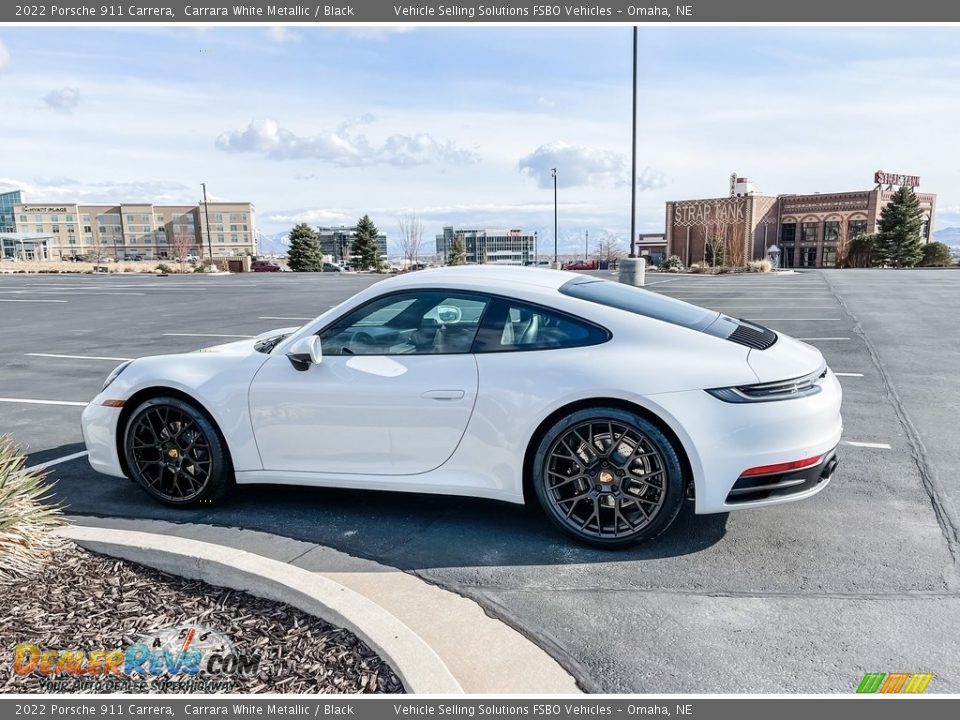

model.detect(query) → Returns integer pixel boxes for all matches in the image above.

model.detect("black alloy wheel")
[124,397,232,506]
[533,408,684,547]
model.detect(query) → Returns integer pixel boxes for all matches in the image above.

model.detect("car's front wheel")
[532,407,685,548]
[123,397,233,506]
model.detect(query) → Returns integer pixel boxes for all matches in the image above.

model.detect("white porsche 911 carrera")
[81,266,842,547]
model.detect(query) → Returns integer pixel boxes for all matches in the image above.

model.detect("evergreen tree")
[351,215,382,271]
[286,223,322,272]
[876,186,924,267]
[448,235,467,266]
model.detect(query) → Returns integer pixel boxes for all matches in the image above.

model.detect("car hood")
[747,333,826,383]
[194,326,302,356]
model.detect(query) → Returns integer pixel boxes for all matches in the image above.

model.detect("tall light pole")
[534,230,538,265]
[551,167,558,264]
[629,26,638,258]
[200,182,214,262]
[585,229,589,261]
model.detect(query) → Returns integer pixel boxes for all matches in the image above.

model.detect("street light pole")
[585,229,589,261]
[551,168,558,265]
[534,230,538,265]
[629,26,638,258]
[200,182,214,262]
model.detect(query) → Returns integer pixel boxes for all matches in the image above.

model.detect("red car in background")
[252,260,281,272]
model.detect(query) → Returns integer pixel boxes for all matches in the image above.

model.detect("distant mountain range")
[933,227,960,246]
[258,231,291,256]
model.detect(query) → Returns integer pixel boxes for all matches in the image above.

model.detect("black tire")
[123,397,233,507]
[532,407,684,548]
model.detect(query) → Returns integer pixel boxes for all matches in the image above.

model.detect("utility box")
[618,257,646,286]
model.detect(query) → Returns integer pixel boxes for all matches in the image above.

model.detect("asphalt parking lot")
[3,268,959,692]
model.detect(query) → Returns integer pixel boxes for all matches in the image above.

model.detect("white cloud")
[0,40,10,73]
[0,176,194,204]
[43,87,81,113]
[518,141,667,191]
[216,118,481,167]
[536,96,556,110]
[265,27,300,43]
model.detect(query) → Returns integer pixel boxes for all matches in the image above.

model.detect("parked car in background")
[322,263,344,272]
[252,260,282,272]
[123,254,144,262]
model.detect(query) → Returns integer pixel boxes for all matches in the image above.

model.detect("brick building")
[663,173,936,268]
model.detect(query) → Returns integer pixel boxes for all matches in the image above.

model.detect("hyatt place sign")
[21,206,69,213]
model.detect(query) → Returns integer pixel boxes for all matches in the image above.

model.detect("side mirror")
[286,335,322,371]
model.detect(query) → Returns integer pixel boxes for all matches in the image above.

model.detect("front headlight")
[102,360,133,391]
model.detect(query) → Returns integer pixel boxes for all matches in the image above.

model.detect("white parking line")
[26,353,133,361]
[842,441,892,449]
[796,337,850,341]
[834,372,864,377]
[25,451,90,473]
[0,397,89,407]
[258,316,312,321]
[162,333,255,338]
[746,317,842,321]
[0,298,68,303]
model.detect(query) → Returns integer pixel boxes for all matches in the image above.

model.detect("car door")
[248,290,489,476]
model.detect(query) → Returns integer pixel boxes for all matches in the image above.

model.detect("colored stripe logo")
[857,672,933,693]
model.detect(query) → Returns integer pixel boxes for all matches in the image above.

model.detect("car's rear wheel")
[123,397,232,506]
[532,407,684,548]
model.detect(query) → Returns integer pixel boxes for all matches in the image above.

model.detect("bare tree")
[397,214,425,269]
[594,233,627,266]
[170,228,193,273]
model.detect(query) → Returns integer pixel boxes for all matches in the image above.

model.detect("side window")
[474,300,608,352]
[320,292,489,356]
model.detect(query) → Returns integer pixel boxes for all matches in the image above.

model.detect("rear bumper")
[648,369,843,514]
[726,448,839,505]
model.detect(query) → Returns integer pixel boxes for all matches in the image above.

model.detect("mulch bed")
[0,544,404,694]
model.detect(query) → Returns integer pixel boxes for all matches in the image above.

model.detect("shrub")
[689,263,701,274]
[747,259,772,273]
[919,241,953,267]
[0,437,65,584]
[661,255,684,273]
[155,263,174,274]
[845,234,878,268]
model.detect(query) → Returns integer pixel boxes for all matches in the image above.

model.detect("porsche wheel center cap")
[598,470,615,485]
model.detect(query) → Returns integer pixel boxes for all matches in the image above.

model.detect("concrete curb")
[58,524,463,694]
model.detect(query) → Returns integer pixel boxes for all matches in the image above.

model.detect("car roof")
[381,265,585,293]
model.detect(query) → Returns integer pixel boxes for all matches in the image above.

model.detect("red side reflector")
[101,399,125,408]
[741,455,822,477]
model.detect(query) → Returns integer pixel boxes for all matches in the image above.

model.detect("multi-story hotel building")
[0,190,256,261]
[435,227,536,265]
[663,173,936,269]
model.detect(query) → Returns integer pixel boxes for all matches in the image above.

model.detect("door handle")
[422,390,465,401]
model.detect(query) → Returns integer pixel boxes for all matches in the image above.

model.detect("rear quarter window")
[559,277,719,331]
[472,298,609,353]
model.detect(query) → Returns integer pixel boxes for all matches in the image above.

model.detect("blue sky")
[1,26,958,253]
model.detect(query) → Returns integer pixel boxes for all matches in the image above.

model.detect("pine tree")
[351,215,382,271]
[448,235,467,266]
[876,186,924,268]
[286,223,323,272]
